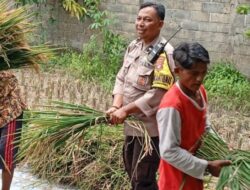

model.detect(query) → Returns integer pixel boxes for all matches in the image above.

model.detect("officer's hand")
[105,107,118,116]
[110,108,128,125]
[207,160,232,177]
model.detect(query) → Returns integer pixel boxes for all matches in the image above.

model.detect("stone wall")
[32,0,249,77]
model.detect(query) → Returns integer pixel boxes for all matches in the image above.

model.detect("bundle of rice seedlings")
[20,101,108,150]
[196,132,250,190]
[19,101,153,189]
[0,0,54,71]
[20,123,130,189]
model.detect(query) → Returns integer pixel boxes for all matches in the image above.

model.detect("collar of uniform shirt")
[141,35,162,52]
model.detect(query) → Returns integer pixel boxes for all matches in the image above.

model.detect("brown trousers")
[123,136,160,190]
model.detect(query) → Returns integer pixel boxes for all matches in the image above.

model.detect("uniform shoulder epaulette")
[127,39,141,53]
[164,43,174,54]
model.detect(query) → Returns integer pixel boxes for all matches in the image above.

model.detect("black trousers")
[123,136,160,190]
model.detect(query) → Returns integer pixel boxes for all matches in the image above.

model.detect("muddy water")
[1,166,77,190]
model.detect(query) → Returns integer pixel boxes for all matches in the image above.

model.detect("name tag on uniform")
[137,76,148,86]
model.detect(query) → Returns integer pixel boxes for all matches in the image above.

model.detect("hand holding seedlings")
[207,160,232,177]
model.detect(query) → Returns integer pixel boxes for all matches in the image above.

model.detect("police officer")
[106,2,175,190]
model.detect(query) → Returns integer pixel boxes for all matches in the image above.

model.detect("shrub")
[204,62,250,112]
[47,30,128,91]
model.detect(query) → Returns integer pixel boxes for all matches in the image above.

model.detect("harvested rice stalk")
[20,101,108,152]
[128,120,153,158]
[0,0,54,71]
[196,132,250,190]
[21,101,153,153]
[19,101,153,189]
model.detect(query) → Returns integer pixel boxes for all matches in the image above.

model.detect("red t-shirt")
[158,83,207,190]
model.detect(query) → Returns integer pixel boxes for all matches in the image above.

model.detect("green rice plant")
[20,101,108,150]
[20,123,130,189]
[196,132,250,190]
[0,0,54,71]
[19,101,152,189]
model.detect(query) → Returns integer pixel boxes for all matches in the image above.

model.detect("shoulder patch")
[152,52,175,90]
[155,56,164,71]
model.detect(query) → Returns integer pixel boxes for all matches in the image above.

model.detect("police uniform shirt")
[113,36,175,137]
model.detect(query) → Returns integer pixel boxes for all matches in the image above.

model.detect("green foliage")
[20,101,130,189]
[48,31,128,91]
[15,0,106,23]
[204,62,250,111]
[245,29,250,38]
[197,132,250,190]
[62,0,87,20]
[88,10,110,30]
[236,4,250,14]
[83,0,111,30]
[236,4,250,38]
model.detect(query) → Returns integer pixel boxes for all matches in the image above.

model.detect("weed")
[47,31,128,91]
[204,62,250,112]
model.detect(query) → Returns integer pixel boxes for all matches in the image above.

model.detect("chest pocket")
[132,65,154,91]
[123,58,133,75]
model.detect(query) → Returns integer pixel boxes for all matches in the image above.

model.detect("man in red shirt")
[157,42,231,190]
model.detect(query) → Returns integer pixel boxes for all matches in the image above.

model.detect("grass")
[44,31,128,91]
[204,62,250,113]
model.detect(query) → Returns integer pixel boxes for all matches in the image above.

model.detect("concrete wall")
[33,0,250,77]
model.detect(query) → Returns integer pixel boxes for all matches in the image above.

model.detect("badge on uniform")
[137,76,147,86]
[155,56,164,71]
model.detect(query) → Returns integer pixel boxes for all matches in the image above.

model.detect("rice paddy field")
[15,78,249,190]
[4,98,248,190]
[12,60,250,190]
[1,0,249,189]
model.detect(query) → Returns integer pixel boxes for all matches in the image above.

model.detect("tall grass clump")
[47,30,128,91]
[204,62,250,112]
